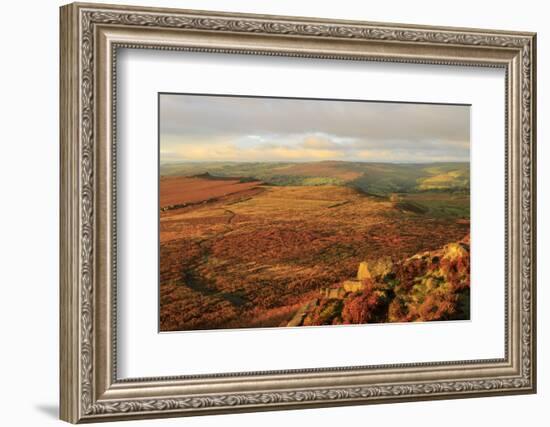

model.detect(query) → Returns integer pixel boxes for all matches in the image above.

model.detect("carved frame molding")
[60,2,536,423]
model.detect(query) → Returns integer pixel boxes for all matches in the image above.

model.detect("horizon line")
[160,159,470,165]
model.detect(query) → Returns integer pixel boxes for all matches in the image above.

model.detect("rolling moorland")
[159,161,470,331]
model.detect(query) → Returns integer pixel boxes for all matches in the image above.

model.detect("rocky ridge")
[289,234,470,326]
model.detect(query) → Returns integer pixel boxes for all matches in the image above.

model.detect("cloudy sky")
[160,94,470,163]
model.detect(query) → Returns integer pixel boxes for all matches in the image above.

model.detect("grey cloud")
[160,93,469,162]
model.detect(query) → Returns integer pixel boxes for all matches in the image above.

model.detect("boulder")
[442,242,469,261]
[357,257,393,281]
[342,280,365,293]
[357,262,369,280]
[319,287,347,299]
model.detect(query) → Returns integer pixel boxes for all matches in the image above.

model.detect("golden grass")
[159,183,470,331]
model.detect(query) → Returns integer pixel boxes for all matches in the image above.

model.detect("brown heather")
[159,177,470,331]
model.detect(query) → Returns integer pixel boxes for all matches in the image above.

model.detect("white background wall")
[0,0,546,425]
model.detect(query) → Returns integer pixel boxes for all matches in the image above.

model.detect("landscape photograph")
[159,93,471,332]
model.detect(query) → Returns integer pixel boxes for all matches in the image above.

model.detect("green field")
[160,160,470,196]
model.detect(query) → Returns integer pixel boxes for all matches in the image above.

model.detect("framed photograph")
[60,2,537,423]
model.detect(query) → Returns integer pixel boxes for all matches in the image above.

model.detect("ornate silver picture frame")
[60,2,536,423]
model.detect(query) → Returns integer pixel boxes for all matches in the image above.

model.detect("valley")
[159,161,470,331]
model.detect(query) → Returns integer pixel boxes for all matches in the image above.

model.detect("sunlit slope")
[160,160,470,194]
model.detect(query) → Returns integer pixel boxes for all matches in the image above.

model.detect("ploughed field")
[159,176,470,331]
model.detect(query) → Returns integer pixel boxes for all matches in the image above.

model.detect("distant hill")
[160,160,469,194]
